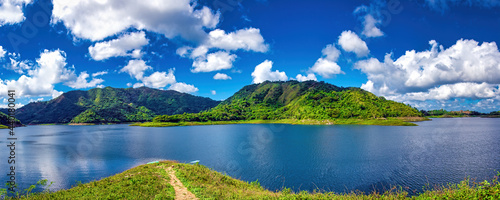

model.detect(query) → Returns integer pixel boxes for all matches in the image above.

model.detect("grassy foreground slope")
[9,161,499,199]
[149,81,425,126]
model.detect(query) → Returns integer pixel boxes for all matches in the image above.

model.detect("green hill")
[0,111,23,128]
[14,87,220,124]
[152,81,423,125]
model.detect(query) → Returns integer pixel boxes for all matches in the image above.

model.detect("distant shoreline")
[14,116,500,127]
[130,117,430,127]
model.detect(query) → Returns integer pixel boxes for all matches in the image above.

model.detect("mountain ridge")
[10,87,220,124]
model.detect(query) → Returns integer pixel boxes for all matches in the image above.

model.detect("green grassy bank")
[131,117,429,127]
[4,161,498,199]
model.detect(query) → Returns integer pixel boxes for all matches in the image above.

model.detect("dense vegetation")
[153,81,423,123]
[421,109,500,118]
[12,87,219,124]
[485,111,500,118]
[0,111,23,128]
[421,109,481,117]
[4,161,498,199]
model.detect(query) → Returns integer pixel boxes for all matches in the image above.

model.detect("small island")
[134,81,428,127]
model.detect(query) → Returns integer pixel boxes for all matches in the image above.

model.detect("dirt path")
[166,166,198,200]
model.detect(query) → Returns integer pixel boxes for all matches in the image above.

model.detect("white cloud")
[0,49,104,98]
[120,59,152,80]
[338,30,370,57]
[355,39,500,106]
[361,14,384,38]
[309,44,344,78]
[205,28,269,52]
[1,49,33,74]
[51,0,219,42]
[310,59,343,78]
[0,0,33,26]
[353,2,388,38]
[141,70,176,89]
[120,59,176,89]
[296,73,317,82]
[0,46,5,58]
[89,31,148,61]
[211,90,216,95]
[8,57,32,74]
[177,28,268,74]
[321,44,341,61]
[91,71,108,77]
[133,83,144,88]
[65,72,104,89]
[251,60,288,84]
[168,82,199,94]
[213,73,232,80]
[392,82,500,101]
[192,51,237,73]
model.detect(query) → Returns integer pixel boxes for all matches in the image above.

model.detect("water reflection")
[0,118,498,195]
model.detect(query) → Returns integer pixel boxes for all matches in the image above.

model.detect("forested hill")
[11,87,220,124]
[0,111,23,128]
[154,80,423,122]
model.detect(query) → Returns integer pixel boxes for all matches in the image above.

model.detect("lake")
[1,118,499,195]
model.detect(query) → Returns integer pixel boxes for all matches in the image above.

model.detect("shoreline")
[131,117,431,127]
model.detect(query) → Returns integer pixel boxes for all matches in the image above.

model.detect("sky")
[0,0,500,112]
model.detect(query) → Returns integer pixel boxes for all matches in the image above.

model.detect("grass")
[4,161,176,199]
[0,125,8,129]
[131,117,429,127]
[2,161,499,199]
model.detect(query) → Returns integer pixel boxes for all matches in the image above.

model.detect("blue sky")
[1,0,500,112]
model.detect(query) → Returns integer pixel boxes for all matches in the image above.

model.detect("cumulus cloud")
[168,82,199,93]
[204,28,269,52]
[178,28,268,73]
[2,51,33,74]
[1,48,33,74]
[0,49,104,98]
[353,1,393,38]
[0,46,5,58]
[361,14,384,38]
[89,31,148,61]
[355,39,500,107]
[213,73,232,80]
[119,59,197,93]
[338,31,370,57]
[51,0,219,42]
[309,44,344,78]
[142,71,176,89]
[191,51,237,73]
[296,73,317,82]
[211,90,216,95]
[120,59,152,80]
[65,72,104,89]
[120,59,176,89]
[251,60,288,84]
[0,0,32,26]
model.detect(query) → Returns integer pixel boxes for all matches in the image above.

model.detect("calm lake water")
[1,118,500,195]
